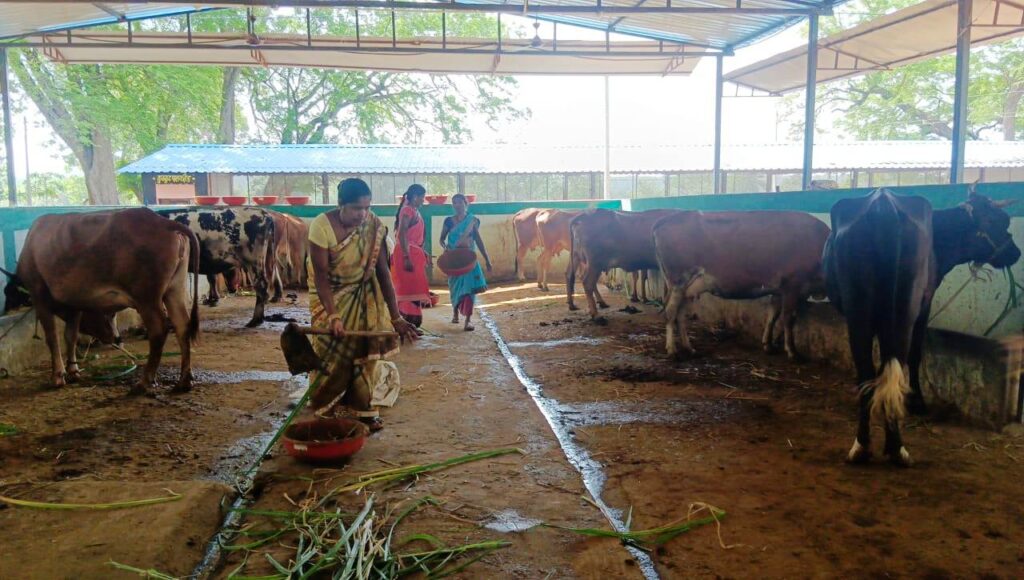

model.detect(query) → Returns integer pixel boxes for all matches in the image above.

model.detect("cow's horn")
[0,267,14,279]
[993,199,1019,209]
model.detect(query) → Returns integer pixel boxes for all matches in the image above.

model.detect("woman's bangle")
[391,316,404,324]
[327,313,342,323]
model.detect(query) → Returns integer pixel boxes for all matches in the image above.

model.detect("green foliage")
[811,0,1024,141]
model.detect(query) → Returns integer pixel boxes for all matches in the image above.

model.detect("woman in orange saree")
[390,184,431,327]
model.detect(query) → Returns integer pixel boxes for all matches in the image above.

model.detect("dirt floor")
[2,283,1024,578]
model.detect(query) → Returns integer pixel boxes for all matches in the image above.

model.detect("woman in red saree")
[390,185,430,327]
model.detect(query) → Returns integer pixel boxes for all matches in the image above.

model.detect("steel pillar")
[603,75,611,200]
[1,48,16,206]
[950,0,972,184]
[801,13,819,191]
[713,55,724,194]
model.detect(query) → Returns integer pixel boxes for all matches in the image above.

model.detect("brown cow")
[654,211,830,360]
[567,209,679,321]
[2,208,200,393]
[512,208,544,282]
[268,211,309,301]
[535,209,581,291]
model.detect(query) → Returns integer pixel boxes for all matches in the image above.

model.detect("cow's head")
[0,268,31,313]
[80,312,121,345]
[961,189,1022,269]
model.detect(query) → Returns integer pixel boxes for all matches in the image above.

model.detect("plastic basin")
[195,196,220,206]
[286,196,311,206]
[222,196,247,206]
[438,248,477,277]
[253,196,278,206]
[283,417,369,464]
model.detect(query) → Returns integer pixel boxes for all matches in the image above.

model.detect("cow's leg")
[877,330,913,467]
[780,291,803,361]
[847,322,876,464]
[537,249,551,291]
[164,292,194,393]
[664,286,684,357]
[594,275,609,310]
[630,271,640,303]
[906,305,930,416]
[37,306,66,387]
[640,270,650,303]
[135,306,169,395]
[515,244,530,281]
[247,268,269,328]
[272,266,284,305]
[762,295,782,354]
[567,259,580,311]
[583,267,604,322]
[63,310,83,384]
[205,273,220,306]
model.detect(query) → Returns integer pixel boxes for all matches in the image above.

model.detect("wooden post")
[562,174,569,200]
[321,173,330,204]
[142,173,157,205]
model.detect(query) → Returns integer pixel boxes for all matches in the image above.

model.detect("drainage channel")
[479,308,659,580]
[191,374,306,580]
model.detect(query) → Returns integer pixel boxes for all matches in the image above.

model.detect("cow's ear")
[992,199,1019,209]
[959,202,975,218]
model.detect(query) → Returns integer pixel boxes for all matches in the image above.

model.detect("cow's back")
[655,211,830,289]
[537,209,580,250]
[158,207,275,273]
[577,209,677,271]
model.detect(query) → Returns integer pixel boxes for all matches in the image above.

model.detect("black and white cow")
[157,207,275,328]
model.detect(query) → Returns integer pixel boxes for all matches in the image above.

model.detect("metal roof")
[120,141,1024,175]
[726,0,1024,94]
[24,32,702,76]
[0,2,219,40]
[0,1,839,50]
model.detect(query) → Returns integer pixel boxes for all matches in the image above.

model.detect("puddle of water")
[479,309,660,580]
[556,399,740,428]
[160,369,294,385]
[507,337,606,349]
[483,509,543,533]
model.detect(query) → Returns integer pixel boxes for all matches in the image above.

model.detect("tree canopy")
[812,0,1024,141]
[8,7,528,205]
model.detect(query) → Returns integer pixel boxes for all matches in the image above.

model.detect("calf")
[2,208,199,393]
[825,188,1020,466]
[567,209,678,321]
[268,210,309,301]
[157,207,275,327]
[655,211,830,360]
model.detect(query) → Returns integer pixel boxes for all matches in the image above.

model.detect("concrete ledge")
[0,309,144,375]
[606,270,1023,430]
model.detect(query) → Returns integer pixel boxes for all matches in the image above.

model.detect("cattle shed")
[5,2,1024,579]
[121,141,1024,205]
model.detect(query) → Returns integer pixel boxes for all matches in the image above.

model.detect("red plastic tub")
[285,196,311,206]
[222,196,247,206]
[195,196,220,206]
[464,194,477,203]
[253,195,278,206]
[425,195,448,205]
[283,417,369,464]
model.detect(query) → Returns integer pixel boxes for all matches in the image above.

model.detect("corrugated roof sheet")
[120,141,1024,175]
[0,3,219,40]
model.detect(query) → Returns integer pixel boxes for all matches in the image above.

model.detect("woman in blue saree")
[439,194,492,331]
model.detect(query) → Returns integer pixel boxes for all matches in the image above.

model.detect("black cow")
[157,208,276,328]
[824,188,1020,466]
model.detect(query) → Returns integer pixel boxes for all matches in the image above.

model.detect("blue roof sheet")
[120,142,1024,175]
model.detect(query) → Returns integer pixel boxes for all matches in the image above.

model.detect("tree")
[813,0,1024,141]
[241,9,526,145]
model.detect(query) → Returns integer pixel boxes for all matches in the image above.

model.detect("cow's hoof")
[568,304,580,311]
[786,351,805,363]
[65,370,81,384]
[51,377,66,389]
[592,316,609,326]
[129,383,148,396]
[598,302,610,310]
[203,299,219,307]
[245,319,264,328]
[270,296,282,304]
[630,297,640,304]
[846,439,872,464]
[888,447,913,468]
[540,286,550,292]
[172,381,192,394]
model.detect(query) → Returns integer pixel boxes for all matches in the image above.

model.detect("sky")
[5,16,812,181]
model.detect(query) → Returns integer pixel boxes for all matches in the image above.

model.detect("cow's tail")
[866,193,908,424]
[566,217,579,305]
[512,213,522,279]
[186,229,201,344]
[867,359,909,425]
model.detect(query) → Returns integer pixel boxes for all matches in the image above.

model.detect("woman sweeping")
[307,178,418,431]
[391,184,431,327]
[439,194,492,331]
